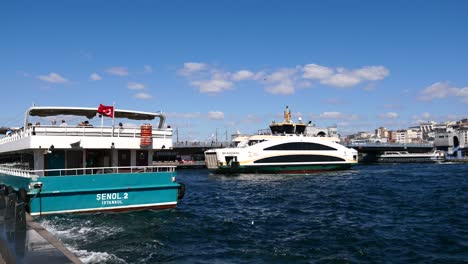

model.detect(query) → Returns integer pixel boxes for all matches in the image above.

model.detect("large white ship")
[205,107,358,174]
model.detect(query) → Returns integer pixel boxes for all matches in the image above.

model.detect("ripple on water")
[39,164,468,264]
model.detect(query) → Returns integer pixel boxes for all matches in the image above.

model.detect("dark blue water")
[40,163,468,263]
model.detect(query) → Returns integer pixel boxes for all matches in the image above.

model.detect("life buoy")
[140,124,153,146]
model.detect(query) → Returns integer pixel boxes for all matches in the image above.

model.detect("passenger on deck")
[51,119,57,125]
[60,120,68,126]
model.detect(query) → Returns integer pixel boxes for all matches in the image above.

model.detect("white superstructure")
[205,106,358,174]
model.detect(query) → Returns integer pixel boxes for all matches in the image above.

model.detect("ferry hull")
[1,171,181,216]
[377,157,445,163]
[209,163,356,174]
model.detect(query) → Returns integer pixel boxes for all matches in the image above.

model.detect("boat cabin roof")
[270,122,306,135]
[25,106,166,128]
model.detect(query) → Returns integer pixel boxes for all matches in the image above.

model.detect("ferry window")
[237,139,249,148]
[254,155,345,163]
[249,140,260,146]
[87,150,111,168]
[118,150,131,166]
[136,150,148,166]
[264,142,337,151]
[66,150,83,174]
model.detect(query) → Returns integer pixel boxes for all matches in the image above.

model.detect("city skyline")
[1,1,467,140]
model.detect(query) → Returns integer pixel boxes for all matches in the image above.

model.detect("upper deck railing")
[344,142,434,148]
[0,165,176,178]
[0,125,172,145]
[173,141,234,148]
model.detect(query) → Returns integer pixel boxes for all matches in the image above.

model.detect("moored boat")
[204,107,358,174]
[0,105,185,216]
[377,150,445,163]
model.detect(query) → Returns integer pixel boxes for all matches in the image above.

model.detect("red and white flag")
[97,104,114,118]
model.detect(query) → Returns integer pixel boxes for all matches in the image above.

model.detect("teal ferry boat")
[0,106,184,216]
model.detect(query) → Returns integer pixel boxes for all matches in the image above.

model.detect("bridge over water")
[167,141,436,164]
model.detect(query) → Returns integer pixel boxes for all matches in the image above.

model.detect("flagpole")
[112,102,115,137]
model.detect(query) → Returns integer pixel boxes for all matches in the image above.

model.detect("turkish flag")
[97,104,114,118]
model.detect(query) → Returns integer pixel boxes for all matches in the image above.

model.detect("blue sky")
[1,0,467,140]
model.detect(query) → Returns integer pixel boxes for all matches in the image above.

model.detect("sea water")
[40,163,468,263]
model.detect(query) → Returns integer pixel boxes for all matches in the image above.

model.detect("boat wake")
[70,247,126,264]
[39,218,126,263]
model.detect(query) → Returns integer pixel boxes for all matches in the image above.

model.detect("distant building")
[419,121,436,133]
[434,118,468,158]
[375,127,388,138]
[306,124,339,138]
[388,130,397,143]
[418,121,437,140]
[395,128,423,143]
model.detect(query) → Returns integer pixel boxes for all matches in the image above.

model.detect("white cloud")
[180,63,243,94]
[353,66,389,81]
[379,112,399,119]
[421,112,431,119]
[231,70,255,81]
[266,68,296,83]
[418,82,468,103]
[143,65,153,73]
[191,79,233,93]
[179,62,389,95]
[302,64,333,79]
[179,62,207,76]
[37,72,69,83]
[337,122,350,127]
[128,82,145,90]
[106,67,129,76]
[133,93,152,99]
[412,112,434,124]
[312,112,359,120]
[253,71,266,80]
[321,112,348,119]
[321,73,361,87]
[302,64,390,88]
[265,81,295,95]
[207,111,224,120]
[89,73,102,81]
[264,68,297,95]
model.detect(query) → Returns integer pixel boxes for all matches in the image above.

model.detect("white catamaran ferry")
[0,105,184,216]
[205,107,358,174]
